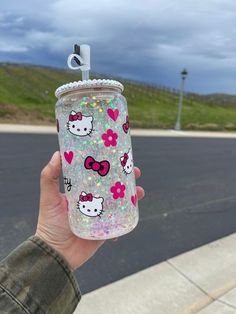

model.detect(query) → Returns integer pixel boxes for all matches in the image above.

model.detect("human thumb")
[40,151,62,208]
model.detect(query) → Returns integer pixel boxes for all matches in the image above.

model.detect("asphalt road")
[1,133,236,294]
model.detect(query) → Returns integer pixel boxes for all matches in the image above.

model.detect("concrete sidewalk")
[2,123,236,138]
[75,233,236,314]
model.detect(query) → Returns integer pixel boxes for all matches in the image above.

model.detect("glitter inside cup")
[55,79,139,240]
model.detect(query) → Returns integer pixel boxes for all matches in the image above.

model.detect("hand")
[36,151,145,270]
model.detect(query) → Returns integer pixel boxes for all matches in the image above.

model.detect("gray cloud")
[1,0,236,93]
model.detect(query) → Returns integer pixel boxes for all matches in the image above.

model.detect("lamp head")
[181,68,188,80]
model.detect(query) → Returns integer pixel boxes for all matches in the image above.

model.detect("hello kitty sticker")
[67,110,94,137]
[120,149,133,174]
[77,192,104,218]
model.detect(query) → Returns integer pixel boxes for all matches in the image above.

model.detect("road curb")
[75,232,236,314]
[1,123,236,138]
[0,124,56,134]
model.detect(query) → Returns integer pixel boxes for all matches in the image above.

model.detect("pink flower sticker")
[110,181,126,199]
[101,129,118,147]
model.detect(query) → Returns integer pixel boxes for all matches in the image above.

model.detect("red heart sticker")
[64,151,74,164]
[107,108,119,122]
[131,194,137,206]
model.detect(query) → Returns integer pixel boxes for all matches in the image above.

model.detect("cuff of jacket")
[0,235,81,314]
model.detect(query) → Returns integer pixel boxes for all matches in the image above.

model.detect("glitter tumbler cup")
[55,79,139,239]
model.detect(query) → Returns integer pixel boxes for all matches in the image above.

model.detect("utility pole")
[175,68,188,130]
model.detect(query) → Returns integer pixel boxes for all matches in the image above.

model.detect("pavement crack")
[167,260,236,313]
[217,299,236,310]
[166,260,214,301]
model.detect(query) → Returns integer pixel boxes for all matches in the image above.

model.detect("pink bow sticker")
[121,153,129,167]
[84,156,110,176]
[80,193,93,202]
[69,112,82,121]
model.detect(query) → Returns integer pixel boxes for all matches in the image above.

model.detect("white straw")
[67,44,91,81]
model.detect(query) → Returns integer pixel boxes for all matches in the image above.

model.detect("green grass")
[1,63,236,130]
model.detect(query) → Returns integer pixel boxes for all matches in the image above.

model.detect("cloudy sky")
[1,0,236,94]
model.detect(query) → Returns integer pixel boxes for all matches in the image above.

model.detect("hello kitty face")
[67,111,93,137]
[120,149,133,174]
[77,192,104,218]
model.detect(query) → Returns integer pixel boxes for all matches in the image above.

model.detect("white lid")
[55,79,124,98]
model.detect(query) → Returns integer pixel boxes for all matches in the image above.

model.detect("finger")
[136,186,145,200]
[134,167,141,180]
[40,151,62,207]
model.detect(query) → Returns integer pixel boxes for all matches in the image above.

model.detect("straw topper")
[120,149,133,174]
[77,192,104,218]
[67,110,94,137]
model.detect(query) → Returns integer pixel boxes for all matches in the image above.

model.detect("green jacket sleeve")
[0,236,81,314]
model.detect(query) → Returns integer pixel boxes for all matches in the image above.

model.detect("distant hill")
[1,63,236,130]
[186,92,236,107]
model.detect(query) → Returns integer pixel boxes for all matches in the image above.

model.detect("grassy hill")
[1,63,236,130]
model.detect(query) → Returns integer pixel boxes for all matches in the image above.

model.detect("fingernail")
[50,152,58,166]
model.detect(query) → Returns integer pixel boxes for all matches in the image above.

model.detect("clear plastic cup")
[55,79,139,239]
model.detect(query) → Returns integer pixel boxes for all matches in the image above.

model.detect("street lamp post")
[175,68,188,130]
